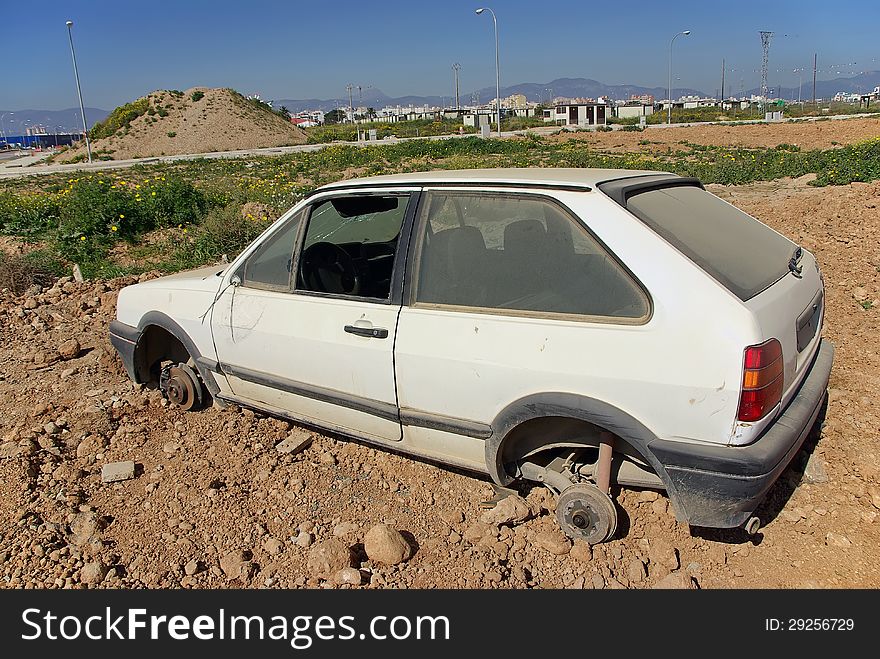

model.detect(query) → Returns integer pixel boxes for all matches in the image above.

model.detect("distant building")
[543,102,608,127]
[615,102,654,119]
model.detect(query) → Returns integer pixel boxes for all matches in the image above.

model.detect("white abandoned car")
[110,169,833,544]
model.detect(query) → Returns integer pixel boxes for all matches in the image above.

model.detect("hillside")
[60,87,307,162]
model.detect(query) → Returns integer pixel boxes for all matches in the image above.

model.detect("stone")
[825,532,852,548]
[569,540,592,563]
[184,560,200,576]
[80,560,108,586]
[364,524,412,565]
[295,532,314,548]
[463,522,492,543]
[101,461,136,483]
[319,452,337,465]
[163,441,180,454]
[77,435,108,458]
[653,572,696,589]
[263,538,284,555]
[868,485,880,510]
[333,521,359,537]
[479,494,532,527]
[638,490,660,503]
[534,530,571,556]
[802,454,829,484]
[333,567,363,586]
[651,498,669,517]
[219,550,252,580]
[648,539,680,570]
[307,539,355,579]
[43,422,61,435]
[275,431,312,455]
[628,558,647,583]
[58,338,81,360]
[852,287,869,301]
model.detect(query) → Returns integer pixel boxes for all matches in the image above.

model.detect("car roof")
[317,168,675,192]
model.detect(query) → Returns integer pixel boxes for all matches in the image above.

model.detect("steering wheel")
[300,242,361,295]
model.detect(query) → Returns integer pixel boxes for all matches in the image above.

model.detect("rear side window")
[414,192,649,320]
[624,186,794,301]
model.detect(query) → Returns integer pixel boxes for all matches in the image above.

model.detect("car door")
[211,189,418,443]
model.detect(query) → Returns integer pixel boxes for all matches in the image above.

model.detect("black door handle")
[344,324,389,339]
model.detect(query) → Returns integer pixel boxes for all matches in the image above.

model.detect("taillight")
[737,339,784,422]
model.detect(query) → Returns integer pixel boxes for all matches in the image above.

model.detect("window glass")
[415,192,648,319]
[242,214,300,290]
[297,195,407,299]
[624,185,794,301]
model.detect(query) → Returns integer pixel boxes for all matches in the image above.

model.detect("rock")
[651,498,669,517]
[275,431,312,455]
[364,524,412,565]
[590,573,605,589]
[184,560,200,576]
[569,540,592,562]
[69,511,99,545]
[58,338,81,360]
[23,297,38,310]
[295,532,314,548]
[76,435,108,458]
[803,454,829,484]
[638,490,660,503]
[163,441,180,454]
[463,522,492,543]
[653,572,696,589]
[852,287,868,301]
[319,452,337,465]
[534,529,571,556]
[868,485,880,510]
[333,568,362,586]
[628,558,647,583]
[72,263,84,282]
[101,461,136,483]
[219,550,252,580]
[825,532,852,548]
[80,560,108,586]
[307,539,355,579]
[333,521,359,537]
[43,422,61,435]
[263,538,284,556]
[479,494,532,527]
[648,539,680,570]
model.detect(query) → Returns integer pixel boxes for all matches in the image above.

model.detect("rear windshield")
[624,185,794,301]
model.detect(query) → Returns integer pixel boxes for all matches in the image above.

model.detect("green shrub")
[191,91,205,102]
[167,131,177,138]
[166,204,267,270]
[90,97,151,140]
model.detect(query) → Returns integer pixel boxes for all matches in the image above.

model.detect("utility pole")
[65,20,92,163]
[452,63,461,110]
[346,83,354,124]
[812,53,817,106]
[759,31,773,110]
[720,58,725,101]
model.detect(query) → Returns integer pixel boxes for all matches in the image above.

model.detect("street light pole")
[667,30,691,125]
[476,7,501,136]
[452,63,461,110]
[65,20,92,163]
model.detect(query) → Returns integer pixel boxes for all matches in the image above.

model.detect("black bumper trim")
[109,320,139,381]
[647,339,834,528]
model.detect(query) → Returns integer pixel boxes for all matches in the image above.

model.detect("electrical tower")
[759,31,773,105]
[452,63,461,109]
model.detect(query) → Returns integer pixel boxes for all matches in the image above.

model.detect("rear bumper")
[648,339,834,528]
[109,319,140,382]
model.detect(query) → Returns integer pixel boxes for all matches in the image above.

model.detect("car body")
[110,168,833,542]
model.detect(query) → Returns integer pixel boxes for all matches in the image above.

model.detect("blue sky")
[1,0,878,110]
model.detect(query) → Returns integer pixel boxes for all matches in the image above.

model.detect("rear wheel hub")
[556,483,618,545]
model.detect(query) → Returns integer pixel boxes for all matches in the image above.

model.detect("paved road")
[1,112,875,181]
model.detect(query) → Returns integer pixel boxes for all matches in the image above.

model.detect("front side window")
[414,192,649,320]
[241,213,301,290]
[296,194,408,300]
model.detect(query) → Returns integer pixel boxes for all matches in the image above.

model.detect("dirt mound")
[60,87,306,162]
[1,181,879,589]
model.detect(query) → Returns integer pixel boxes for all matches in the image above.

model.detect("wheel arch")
[487,392,684,519]
[133,311,220,396]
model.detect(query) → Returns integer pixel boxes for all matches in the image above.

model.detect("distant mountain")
[276,71,880,112]
[743,70,880,100]
[0,107,109,135]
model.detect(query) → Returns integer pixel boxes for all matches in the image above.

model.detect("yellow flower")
[151,191,156,196]
[80,236,86,241]
[111,225,118,232]
[119,214,125,219]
